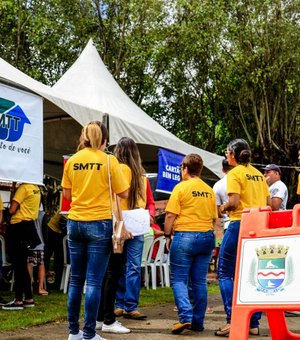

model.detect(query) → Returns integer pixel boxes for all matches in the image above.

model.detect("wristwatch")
[164,233,171,238]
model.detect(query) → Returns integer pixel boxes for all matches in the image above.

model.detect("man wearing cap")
[262,164,288,210]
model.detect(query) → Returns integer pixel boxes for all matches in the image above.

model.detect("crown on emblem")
[256,245,289,259]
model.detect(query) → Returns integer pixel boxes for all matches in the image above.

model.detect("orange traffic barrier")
[230,204,300,340]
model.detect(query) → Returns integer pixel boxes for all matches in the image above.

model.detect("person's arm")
[62,188,72,201]
[164,211,177,251]
[146,178,156,225]
[116,189,128,199]
[217,206,224,218]
[220,193,240,214]
[9,200,20,215]
[270,197,282,211]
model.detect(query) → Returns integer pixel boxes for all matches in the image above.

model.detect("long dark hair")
[228,138,251,165]
[114,137,145,209]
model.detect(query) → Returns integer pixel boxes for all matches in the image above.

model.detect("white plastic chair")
[162,253,170,287]
[141,234,154,289]
[146,236,166,290]
[0,235,14,291]
[60,235,71,294]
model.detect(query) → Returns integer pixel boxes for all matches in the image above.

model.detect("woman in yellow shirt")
[164,154,217,334]
[62,122,129,340]
[215,138,270,337]
[3,183,41,311]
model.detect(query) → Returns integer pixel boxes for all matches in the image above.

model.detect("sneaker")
[23,300,35,308]
[95,321,103,330]
[83,334,106,340]
[68,330,83,340]
[102,320,130,334]
[123,310,147,320]
[2,300,24,310]
[171,322,192,334]
[114,308,124,317]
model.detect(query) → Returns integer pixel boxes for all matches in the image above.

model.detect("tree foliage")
[0,0,299,201]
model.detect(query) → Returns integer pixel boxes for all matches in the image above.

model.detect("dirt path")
[1,294,300,339]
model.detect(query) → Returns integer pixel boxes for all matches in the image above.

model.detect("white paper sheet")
[122,208,151,236]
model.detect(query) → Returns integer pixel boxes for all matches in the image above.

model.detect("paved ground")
[1,293,300,340]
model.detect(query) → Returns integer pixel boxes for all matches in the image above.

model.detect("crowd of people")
[0,121,299,340]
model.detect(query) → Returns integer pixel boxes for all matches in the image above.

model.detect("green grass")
[0,283,219,331]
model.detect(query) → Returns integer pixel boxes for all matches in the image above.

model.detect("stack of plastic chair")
[0,235,14,291]
[60,235,71,294]
[146,236,166,289]
[141,234,154,289]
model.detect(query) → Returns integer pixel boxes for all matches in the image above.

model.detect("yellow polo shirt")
[62,148,129,221]
[119,164,147,210]
[166,177,217,232]
[10,184,41,224]
[227,164,270,221]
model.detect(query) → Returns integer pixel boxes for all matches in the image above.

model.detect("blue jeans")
[218,220,261,328]
[170,231,215,331]
[115,235,144,312]
[67,219,112,339]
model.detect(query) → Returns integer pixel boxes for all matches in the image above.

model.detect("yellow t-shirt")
[119,164,147,210]
[62,148,129,221]
[10,184,41,224]
[166,177,218,232]
[227,164,270,221]
[297,173,300,195]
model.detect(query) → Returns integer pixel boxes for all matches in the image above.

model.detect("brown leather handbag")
[112,196,126,254]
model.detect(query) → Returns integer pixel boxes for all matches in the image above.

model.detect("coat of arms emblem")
[256,245,288,292]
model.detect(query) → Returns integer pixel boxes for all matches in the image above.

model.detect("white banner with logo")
[237,235,300,304]
[0,83,43,184]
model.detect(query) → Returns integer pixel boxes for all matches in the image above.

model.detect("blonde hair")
[77,121,103,151]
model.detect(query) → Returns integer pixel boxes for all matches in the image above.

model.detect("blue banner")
[156,148,185,194]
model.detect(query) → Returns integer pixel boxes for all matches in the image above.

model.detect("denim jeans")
[115,235,144,312]
[170,231,215,331]
[67,219,112,339]
[218,220,261,328]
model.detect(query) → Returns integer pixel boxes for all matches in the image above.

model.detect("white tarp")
[52,39,224,179]
[0,83,43,184]
[0,39,223,180]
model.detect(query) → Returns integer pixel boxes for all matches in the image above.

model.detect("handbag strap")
[107,154,113,216]
[107,154,123,221]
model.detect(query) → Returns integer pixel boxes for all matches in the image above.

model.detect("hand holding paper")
[122,208,151,236]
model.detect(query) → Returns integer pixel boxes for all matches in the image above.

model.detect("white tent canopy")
[0,39,223,180]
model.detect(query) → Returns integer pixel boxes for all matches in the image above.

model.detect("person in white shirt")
[262,164,288,210]
[213,159,233,232]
